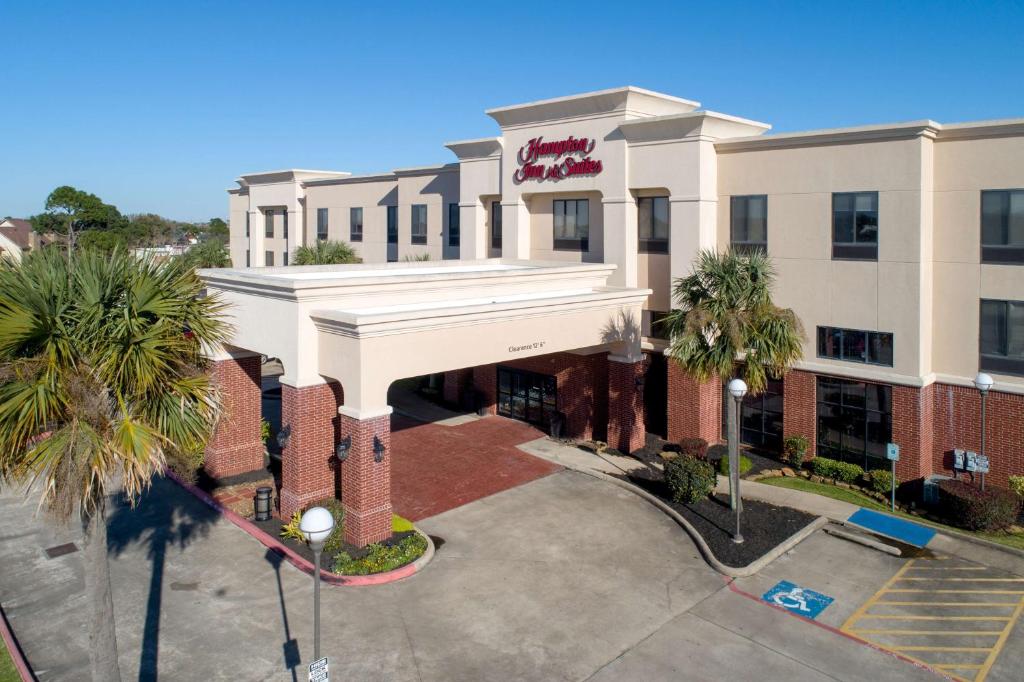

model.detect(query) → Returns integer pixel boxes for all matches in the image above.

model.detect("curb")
[164,470,434,586]
[0,604,34,681]
[570,468,828,577]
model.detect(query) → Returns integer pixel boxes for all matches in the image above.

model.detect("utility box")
[923,474,952,506]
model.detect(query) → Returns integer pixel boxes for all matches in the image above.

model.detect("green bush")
[717,454,753,477]
[311,498,346,557]
[782,435,809,467]
[280,511,306,542]
[261,418,272,443]
[866,469,898,495]
[333,533,428,575]
[664,455,717,504]
[1010,476,1024,500]
[678,437,709,459]
[937,479,1021,531]
[809,457,864,484]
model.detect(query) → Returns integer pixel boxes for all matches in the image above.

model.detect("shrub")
[678,437,709,459]
[280,499,346,556]
[782,435,809,466]
[866,469,898,495]
[280,511,305,542]
[809,457,863,484]
[717,454,753,477]
[664,455,717,504]
[937,479,1021,531]
[333,533,428,575]
[1010,476,1024,500]
[261,418,272,443]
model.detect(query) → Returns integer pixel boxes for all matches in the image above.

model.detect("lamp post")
[727,378,748,544]
[300,506,335,661]
[973,372,993,491]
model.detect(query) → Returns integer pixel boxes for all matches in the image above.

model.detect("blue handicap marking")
[847,508,936,548]
[762,580,834,619]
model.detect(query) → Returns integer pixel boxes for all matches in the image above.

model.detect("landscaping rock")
[836,482,850,489]
[811,475,824,483]
[781,467,796,477]
[658,451,679,462]
[799,470,811,478]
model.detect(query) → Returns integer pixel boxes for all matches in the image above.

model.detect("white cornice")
[716,120,942,152]
[444,137,504,160]
[486,86,699,128]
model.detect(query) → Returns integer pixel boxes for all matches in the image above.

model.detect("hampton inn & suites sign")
[513,135,603,183]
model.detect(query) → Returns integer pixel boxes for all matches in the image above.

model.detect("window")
[264,210,274,238]
[642,310,670,339]
[491,201,502,250]
[448,203,460,247]
[832,192,878,260]
[721,375,784,451]
[817,326,894,367]
[553,199,589,251]
[316,208,328,241]
[350,207,363,242]
[980,299,1024,376]
[245,250,250,267]
[283,210,288,239]
[245,212,250,237]
[817,376,891,470]
[730,195,767,254]
[265,251,274,266]
[411,205,427,245]
[638,196,669,253]
[981,190,1024,264]
[497,366,557,427]
[283,251,288,266]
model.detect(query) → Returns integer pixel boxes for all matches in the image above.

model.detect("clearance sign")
[513,135,603,183]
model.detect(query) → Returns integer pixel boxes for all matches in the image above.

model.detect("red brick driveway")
[389,414,562,521]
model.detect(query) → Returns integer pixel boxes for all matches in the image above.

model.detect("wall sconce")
[335,435,352,462]
[634,376,645,390]
[373,435,386,463]
[276,425,291,450]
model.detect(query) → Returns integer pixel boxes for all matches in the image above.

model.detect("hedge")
[678,437,709,459]
[865,469,898,495]
[782,435,810,467]
[664,455,716,504]
[809,457,863,484]
[937,479,1020,531]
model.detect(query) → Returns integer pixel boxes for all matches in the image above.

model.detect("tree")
[0,247,228,680]
[205,218,229,243]
[183,239,230,269]
[291,239,361,265]
[30,186,122,252]
[661,249,804,395]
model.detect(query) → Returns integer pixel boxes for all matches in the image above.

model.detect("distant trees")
[291,240,361,265]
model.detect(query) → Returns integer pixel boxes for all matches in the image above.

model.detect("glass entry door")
[497,366,556,428]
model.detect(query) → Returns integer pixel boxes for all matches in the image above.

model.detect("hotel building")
[212,87,1023,547]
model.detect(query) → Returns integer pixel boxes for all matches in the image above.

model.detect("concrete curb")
[164,470,434,586]
[571,468,828,577]
[0,604,34,681]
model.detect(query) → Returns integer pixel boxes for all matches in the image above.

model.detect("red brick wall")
[279,381,344,519]
[205,355,264,479]
[442,369,473,406]
[782,370,817,455]
[607,357,646,453]
[892,384,933,482]
[339,413,392,547]
[666,361,722,445]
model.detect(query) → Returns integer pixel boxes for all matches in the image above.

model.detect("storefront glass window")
[816,376,891,470]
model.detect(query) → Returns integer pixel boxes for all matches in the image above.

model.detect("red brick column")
[339,412,392,547]
[782,370,817,457]
[279,381,344,519]
[443,368,473,407]
[205,354,264,479]
[892,384,933,482]
[472,364,497,415]
[667,361,722,445]
[607,355,646,454]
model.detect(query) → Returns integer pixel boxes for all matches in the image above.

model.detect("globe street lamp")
[727,378,748,544]
[300,506,335,661]
[973,372,993,491]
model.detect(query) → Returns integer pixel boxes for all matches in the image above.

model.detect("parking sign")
[309,657,329,682]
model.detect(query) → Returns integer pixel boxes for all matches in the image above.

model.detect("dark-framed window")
[350,207,363,242]
[245,212,250,237]
[245,250,250,267]
[316,208,328,241]
[980,299,1024,376]
[638,196,669,253]
[387,206,398,244]
[265,250,274,266]
[264,210,274,238]
[817,326,894,367]
[816,376,891,470]
[283,251,288,266]
[553,198,589,251]
[642,310,670,339]
[721,375,784,451]
[497,366,557,427]
[731,195,767,254]
[448,203,460,247]
[411,204,427,245]
[491,201,502,250]
[981,190,1024,264]
[832,192,878,260]
[283,210,288,239]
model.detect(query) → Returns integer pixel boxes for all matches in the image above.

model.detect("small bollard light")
[254,487,273,521]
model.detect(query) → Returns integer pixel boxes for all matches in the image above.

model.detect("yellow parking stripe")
[975,598,1024,682]
[896,578,1024,582]
[849,629,1003,635]
[874,601,1017,607]
[883,589,1024,594]
[891,646,991,652]
[856,615,1012,621]
[935,665,984,670]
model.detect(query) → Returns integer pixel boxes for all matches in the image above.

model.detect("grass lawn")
[761,476,1024,552]
[0,637,19,682]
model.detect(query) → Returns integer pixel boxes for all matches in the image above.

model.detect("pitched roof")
[0,218,33,249]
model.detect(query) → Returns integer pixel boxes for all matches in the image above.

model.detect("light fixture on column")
[335,435,352,462]
[973,372,993,491]
[373,435,386,463]
[276,425,291,450]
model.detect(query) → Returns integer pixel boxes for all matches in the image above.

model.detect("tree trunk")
[81,497,123,682]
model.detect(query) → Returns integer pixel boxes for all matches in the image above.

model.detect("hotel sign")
[513,135,603,183]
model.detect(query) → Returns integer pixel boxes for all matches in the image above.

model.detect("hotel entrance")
[497,366,557,429]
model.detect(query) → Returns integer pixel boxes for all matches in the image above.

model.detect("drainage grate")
[44,542,78,559]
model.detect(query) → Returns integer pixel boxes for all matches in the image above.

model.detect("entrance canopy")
[201,259,652,417]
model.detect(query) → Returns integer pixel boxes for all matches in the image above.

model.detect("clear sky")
[2,1,1023,222]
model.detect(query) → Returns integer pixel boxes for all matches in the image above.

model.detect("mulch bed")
[250,515,417,569]
[629,476,818,568]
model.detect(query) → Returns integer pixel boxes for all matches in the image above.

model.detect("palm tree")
[183,239,230,268]
[661,248,804,395]
[0,247,228,680]
[291,239,361,265]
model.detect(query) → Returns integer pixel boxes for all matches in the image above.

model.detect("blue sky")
[2,1,1023,222]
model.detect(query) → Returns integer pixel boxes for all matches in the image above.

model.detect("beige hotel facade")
[212,87,1023,546]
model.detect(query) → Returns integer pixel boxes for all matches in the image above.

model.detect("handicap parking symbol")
[762,580,834,620]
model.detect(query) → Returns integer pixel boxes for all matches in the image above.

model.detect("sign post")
[886,443,900,513]
[308,657,329,682]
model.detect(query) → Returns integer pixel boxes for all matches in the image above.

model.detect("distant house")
[0,218,60,262]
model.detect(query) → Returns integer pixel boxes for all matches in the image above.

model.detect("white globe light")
[728,378,748,399]
[299,507,335,545]
[973,372,994,395]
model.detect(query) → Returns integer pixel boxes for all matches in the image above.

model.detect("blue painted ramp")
[847,508,936,548]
